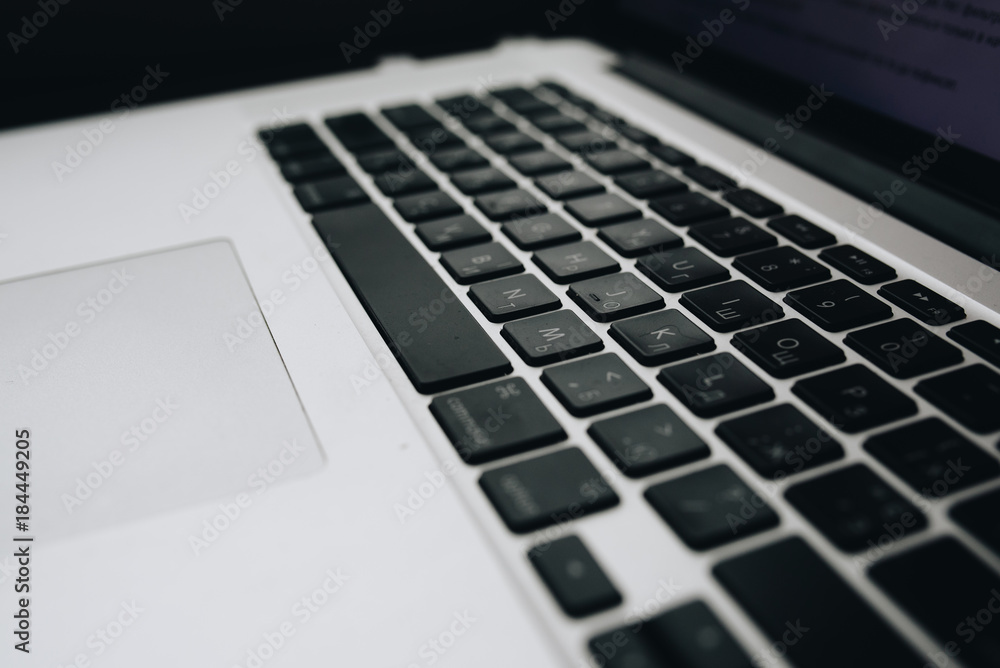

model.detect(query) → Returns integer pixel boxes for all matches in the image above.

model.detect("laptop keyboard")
[261,82,1000,666]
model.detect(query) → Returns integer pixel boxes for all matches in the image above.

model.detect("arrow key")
[589,404,709,477]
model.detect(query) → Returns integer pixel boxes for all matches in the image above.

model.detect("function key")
[650,192,729,225]
[501,310,604,366]
[373,168,436,197]
[428,146,489,172]
[877,279,966,325]
[501,212,581,250]
[687,217,777,257]
[528,535,621,618]
[610,309,715,366]
[450,167,516,195]
[491,87,554,116]
[479,447,619,533]
[261,123,328,161]
[948,320,1000,368]
[785,463,926,552]
[598,219,682,257]
[722,189,784,218]
[564,193,642,227]
[682,165,737,191]
[534,241,619,283]
[732,319,845,378]
[440,241,522,284]
[279,154,345,183]
[414,214,490,251]
[535,171,605,200]
[584,149,651,175]
[468,274,560,322]
[568,272,664,323]
[792,364,917,433]
[617,125,660,147]
[324,113,393,152]
[845,319,963,378]
[951,487,1000,556]
[767,214,836,249]
[393,190,463,222]
[645,464,779,549]
[381,103,437,130]
[732,246,831,291]
[483,131,543,155]
[679,280,784,333]
[784,279,892,331]
[542,352,653,417]
[293,175,368,212]
[508,150,572,176]
[819,245,897,284]
[648,144,695,166]
[637,247,730,292]
[658,352,774,418]
[914,364,1000,433]
[588,404,709,477]
[429,377,565,464]
[475,189,547,221]
[614,169,687,199]
[716,403,843,478]
[865,417,1000,496]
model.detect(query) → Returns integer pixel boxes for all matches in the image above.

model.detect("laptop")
[4,1,1000,666]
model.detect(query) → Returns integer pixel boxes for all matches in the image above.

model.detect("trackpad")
[0,241,323,540]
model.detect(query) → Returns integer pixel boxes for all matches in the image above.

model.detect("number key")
[784,279,892,331]
[733,246,831,291]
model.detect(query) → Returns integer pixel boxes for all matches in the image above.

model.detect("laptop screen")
[622,0,1000,163]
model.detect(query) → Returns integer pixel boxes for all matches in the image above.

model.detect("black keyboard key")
[589,404,709,477]
[784,279,893,331]
[556,130,617,153]
[543,353,652,417]
[436,93,487,116]
[355,147,414,174]
[313,203,510,393]
[565,194,642,227]
[373,168,436,197]
[430,377,565,464]
[733,246,832,291]
[865,418,1000,496]
[293,175,368,212]
[614,170,687,199]
[440,241,522,284]
[648,144,695,166]
[502,310,603,366]
[643,601,754,668]
[260,123,328,161]
[680,280,784,333]
[732,319,845,378]
[715,537,924,668]
[585,149,651,175]
[501,212,581,250]
[393,190,463,222]
[589,628,662,668]
[951,487,1000,556]
[483,131,543,155]
[688,217,777,257]
[492,87,552,115]
[682,165,737,191]
[610,309,715,366]
[450,167,515,195]
[464,114,516,135]
[659,352,774,418]
[480,447,619,533]
[878,279,966,325]
[786,463,926,552]
[279,154,345,183]
[324,113,393,152]
[534,241,619,283]
[650,192,729,225]
[428,146,488,172]
[645,464,779,549]
[475,189,546,221]
[792,364,917,433]
[568,273,664,323]
[617,125,660,147]
[468,274,560,322]
[846,319,963,378]
[528,535,621,617]
[767,214,836,249]
[716,403,843,478]
[722,189,783,218]
[819,245,897,284]
[915,364,1000,433]
[598,219,682,257]
[508,150,572,176]
[414,214,490,251]
[535,171,604,200]
[637,247,729,292]
[530,113,587,134]
[948,320,1000,368]
[870,538,1000,668]
[381,103,437,130]
[406,126,464,153]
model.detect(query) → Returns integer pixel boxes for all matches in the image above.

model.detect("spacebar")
[313,203,512,394]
